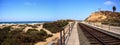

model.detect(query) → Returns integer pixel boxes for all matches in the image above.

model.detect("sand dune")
[0,22,72,45]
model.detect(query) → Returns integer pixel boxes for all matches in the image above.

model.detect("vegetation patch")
[0,27,53,45]
[43,20,68,33]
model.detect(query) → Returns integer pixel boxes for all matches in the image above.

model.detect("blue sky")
[0,0,120,22]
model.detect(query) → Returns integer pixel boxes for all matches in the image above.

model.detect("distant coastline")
[0,21,52,24]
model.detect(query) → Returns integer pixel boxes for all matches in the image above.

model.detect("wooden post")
[109,23,110,30]
[63,28,65,45]
[60,30,63,45]
[101,23,102,28]
[69,24,71,36]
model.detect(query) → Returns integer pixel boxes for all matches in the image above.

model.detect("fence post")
[60,30,63,45]
[63,28,65,45]
[101,23,102,28]
[109,23,110,30]
[69,24,71,36]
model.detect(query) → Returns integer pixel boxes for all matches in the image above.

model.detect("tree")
[113,6,116,12]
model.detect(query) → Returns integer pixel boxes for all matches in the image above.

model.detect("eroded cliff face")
[86,12,107,22]
[85,11,120,22]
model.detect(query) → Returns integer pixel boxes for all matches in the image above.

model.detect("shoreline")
[0,22,44,25]
[0,21,52,25]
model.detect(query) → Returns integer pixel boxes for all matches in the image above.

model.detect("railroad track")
[79,23,120,45]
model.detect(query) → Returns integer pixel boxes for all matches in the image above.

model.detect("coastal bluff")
[85,11,120,24]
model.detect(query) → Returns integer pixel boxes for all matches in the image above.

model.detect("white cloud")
[104,1,115,6]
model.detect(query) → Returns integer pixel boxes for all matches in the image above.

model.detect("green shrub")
[25,24,38,28]
[2,26,11,32]
[0,26,12,44]
[31,25,38,28]
[102,17,120,26]
[1,37,21,45]
[47,34,53,38]
[43,20,68,33]
[0,26,53,45]
[39,29,47,36]
[27,29,38,33]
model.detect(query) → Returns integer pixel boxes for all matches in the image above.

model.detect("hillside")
[85,11,120,26]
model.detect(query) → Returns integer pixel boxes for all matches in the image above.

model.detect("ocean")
[0,21,52,24]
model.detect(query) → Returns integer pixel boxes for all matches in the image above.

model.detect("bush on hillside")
[0,26,12,44]
[43,20,68,33]
[27,29,38,33]
[102,17,120,26]
[0,27,53,45]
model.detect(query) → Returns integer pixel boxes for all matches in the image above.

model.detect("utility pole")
[98,8,101,12]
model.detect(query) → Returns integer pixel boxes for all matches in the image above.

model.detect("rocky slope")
[85,11,120,26]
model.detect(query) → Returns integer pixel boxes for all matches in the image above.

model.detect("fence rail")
[82,21,120,34]
[58,22,75,45]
